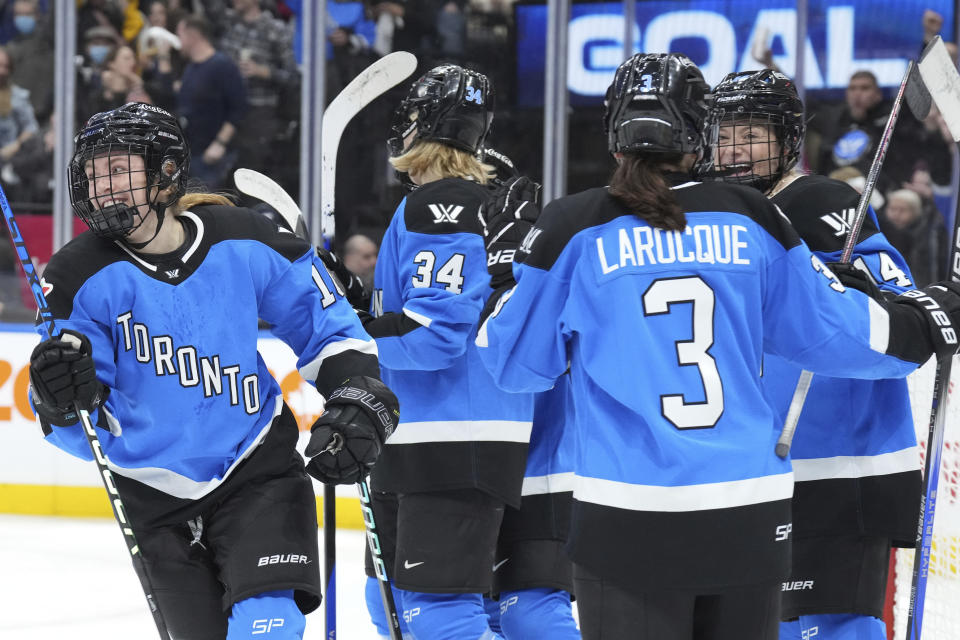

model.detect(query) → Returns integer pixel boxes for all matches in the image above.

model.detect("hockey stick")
[320,50,418,242]
[775,59,927,458]
[232,169,404,640]
[0,184,170,639]
[905,35,960,640]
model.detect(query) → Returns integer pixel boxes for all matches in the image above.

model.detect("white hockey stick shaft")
[321,50,418,242]
[775,61,916,458]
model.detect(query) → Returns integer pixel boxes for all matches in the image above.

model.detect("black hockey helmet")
[387,64,494,157]
[69,102,190,242]
[707,69,805,193]
[602,53,712,167]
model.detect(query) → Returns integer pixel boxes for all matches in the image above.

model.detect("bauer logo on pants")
[257,554,312,566]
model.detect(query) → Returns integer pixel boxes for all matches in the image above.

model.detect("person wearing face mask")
[0,45,38,167]
[5,0,52,122]
[85,26,118,69]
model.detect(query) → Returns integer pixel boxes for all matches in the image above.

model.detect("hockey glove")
[889,282,960,358]
[29,329,108,426]
[304,376,399,485]
[825,261,884,299]
[317,247,369,310]
[480,176,541,290]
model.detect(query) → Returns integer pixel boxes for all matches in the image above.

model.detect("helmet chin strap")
[122,200,168,251]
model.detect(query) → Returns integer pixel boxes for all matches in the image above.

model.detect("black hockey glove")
[480,176,542,290]
[304,376,399,485]
[317,247,369,310]
[889,282,960,358]
[29,329,108,426]
[825,261,883,299]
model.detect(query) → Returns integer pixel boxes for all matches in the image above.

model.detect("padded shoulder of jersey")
[188,204,312,263]
[676,181,801,251]
[521,182,801,271]
[42,229,127,320]
[520,186,623,270]
[771,174,880,253]
[402,178,488,235]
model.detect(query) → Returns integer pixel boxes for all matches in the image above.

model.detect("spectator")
[91,44,145,114]
[137,2,182,76]
[176,14,246,190]
[815,69,931,196]
[880,186,945,287]
[6,109,53,204]
[5,0,53,122]
[77,0,125,44]
[217,0,299,188]
[365,0,447,66]
[0,46,38,169]
[341,232,378,291]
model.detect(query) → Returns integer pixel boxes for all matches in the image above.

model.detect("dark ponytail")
[608,153,687,231]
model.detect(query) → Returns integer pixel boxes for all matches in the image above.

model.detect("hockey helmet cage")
[69,102,190,240]
[603,53,712,166]
[708,69,805,192]
[388,64,494,157]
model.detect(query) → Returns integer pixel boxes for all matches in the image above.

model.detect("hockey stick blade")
[321,51,418,241]
[906,62,932,121]
[233,168,310,241]
[918,35,960,141]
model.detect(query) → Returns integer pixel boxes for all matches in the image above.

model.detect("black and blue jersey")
[476,177,928,590]
[36,205,379,520]
[365,178,533,507]
[764,175,921,546]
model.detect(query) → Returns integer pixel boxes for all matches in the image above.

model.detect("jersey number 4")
[643,276,724,430]
[412,251,466,293]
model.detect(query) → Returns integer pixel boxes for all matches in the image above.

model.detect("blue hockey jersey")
[764,175,921,545]
[477,178,929,590]
[36,205,379,521]
[364,178,533,506]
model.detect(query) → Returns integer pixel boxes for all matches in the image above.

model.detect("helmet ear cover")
[69,102,190,241]
[602,53,713,173]
[388,64,494,158]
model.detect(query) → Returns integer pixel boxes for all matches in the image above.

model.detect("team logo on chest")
[428,203,464,224]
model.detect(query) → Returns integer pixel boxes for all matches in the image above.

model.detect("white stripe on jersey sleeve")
[298,337,378,383]
[385,419,533,445]
[868,296,890,353]
[402,307,433,327]
[791,445,920,481]
[573,471,794,513]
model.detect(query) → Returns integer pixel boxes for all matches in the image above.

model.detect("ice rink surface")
[0,515,382,639]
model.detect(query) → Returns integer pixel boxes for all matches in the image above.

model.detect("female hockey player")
[709,69,921,640]
[357,64,534,640]
[27,102,398,640]
[480,176,580,640]
[474,53,960,640]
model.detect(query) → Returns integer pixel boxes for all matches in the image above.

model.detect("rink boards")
[0,325,365,528]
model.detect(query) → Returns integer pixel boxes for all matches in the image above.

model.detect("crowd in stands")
[0,1,957,321]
